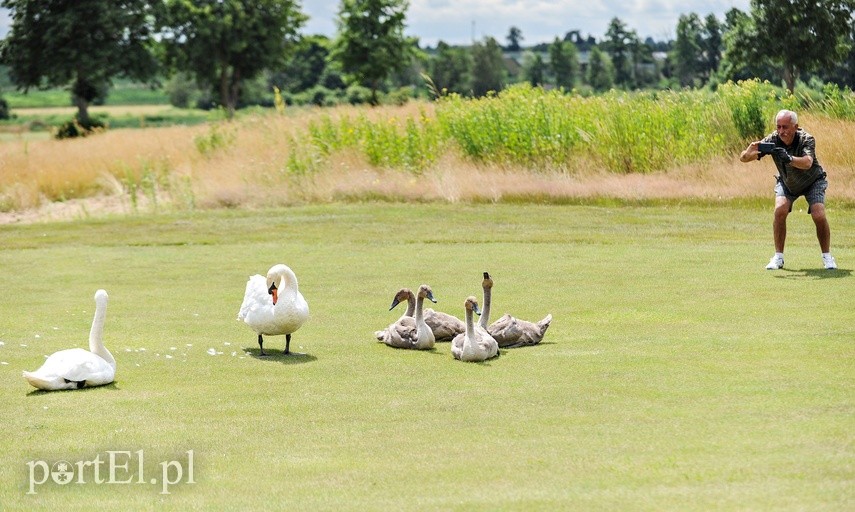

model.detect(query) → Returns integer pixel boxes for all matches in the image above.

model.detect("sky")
[0,1,753,47]
[302,0,753,46]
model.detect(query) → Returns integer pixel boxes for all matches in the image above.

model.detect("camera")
[758,142,775,155]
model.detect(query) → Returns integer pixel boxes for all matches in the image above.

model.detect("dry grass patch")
[1,103,854,223]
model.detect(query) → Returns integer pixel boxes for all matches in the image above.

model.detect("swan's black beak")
[389,297,401,311]
[268,282,278,305]
[426,291,437,303]
[473,303,482,316]
[483,271,490,279]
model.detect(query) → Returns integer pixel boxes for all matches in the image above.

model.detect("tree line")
[1,0,853,132]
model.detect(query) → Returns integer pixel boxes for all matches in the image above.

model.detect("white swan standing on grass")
[377,284,436,350]
[238,264,309,356]
[451,296,499,362]
[23,289,115,391]
[481,271,552,348]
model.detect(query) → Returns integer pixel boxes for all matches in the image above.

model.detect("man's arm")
[740,141,761,162]
[789,154,813,170]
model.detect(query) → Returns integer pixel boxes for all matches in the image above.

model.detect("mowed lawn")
[0,203,852,511]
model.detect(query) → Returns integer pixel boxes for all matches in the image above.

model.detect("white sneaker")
[822,254,837,270]
[766,255,784,270]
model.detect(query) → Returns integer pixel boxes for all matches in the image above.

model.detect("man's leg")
[810,203,831,253]
[773,196,791,253]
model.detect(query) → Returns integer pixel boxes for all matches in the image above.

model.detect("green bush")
[54,115,107,139]
[165,73,199,109]
[718,79,796,140]
[384,86,414,106]
[344,84,372,105]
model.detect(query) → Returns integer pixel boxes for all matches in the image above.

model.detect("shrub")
[718,79,797,140]
[165,73,199,109]
[54,115,107,139]
[344,84,372,105]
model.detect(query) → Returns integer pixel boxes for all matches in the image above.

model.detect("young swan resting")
[374,288,415,341]
[239,264,309,356]
[377,284,436,350]
[23,289,116,391]
[451,296,499,362]
[377,287,464,342]
[481,271,552,348]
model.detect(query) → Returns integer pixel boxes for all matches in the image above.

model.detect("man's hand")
[772,147,793,164]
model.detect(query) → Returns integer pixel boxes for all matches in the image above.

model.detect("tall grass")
[2,81,855,218]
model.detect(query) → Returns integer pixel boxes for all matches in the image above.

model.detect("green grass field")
[0,203,852,510]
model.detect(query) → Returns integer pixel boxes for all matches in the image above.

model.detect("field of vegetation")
[0,204,852,510]
[1,80,854,222]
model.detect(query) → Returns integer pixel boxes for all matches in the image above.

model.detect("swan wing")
[424,309,465,341]
[487,314,524,347]
[450,333,465,360]
[477,330,500,359]
[238,274,270,323]
[383,317,417,348]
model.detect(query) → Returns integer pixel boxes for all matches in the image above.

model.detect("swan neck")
[465,307,476,342]
[404,292,415,317]
[279,269,298,294]
[480,286,491,329]
[89,300,115,368]
[415,295,425,324]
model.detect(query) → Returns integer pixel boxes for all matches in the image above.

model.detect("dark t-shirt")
[761,129,826,195]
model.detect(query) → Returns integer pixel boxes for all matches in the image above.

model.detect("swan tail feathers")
[538,314,553,333]
[22,370,70,391]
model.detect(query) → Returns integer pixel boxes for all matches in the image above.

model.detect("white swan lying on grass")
[23,290,116,391]
[239,264,309,355]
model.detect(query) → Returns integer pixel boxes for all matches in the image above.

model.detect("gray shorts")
[775,177,828,213]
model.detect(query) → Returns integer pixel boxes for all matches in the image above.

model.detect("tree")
[672,13,704,87]
[564,30,597,52]
[273,35,332,94]
[723,0,855,93]
[430,41,472,95]
[0,0,160,126]
[506,26,524,52]
[523,52,547,87]
[586,46,614,91]
[331,0,419,105]
[821,17,855,88]
[602,17,639,88]
[701,14,723,81]
[161,0,306,118]
[549,37,579,90]
[470,37,506,97]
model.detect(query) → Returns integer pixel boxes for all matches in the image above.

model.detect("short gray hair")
[776,109,798,124]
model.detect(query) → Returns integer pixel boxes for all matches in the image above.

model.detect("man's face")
[776,115,797,145]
